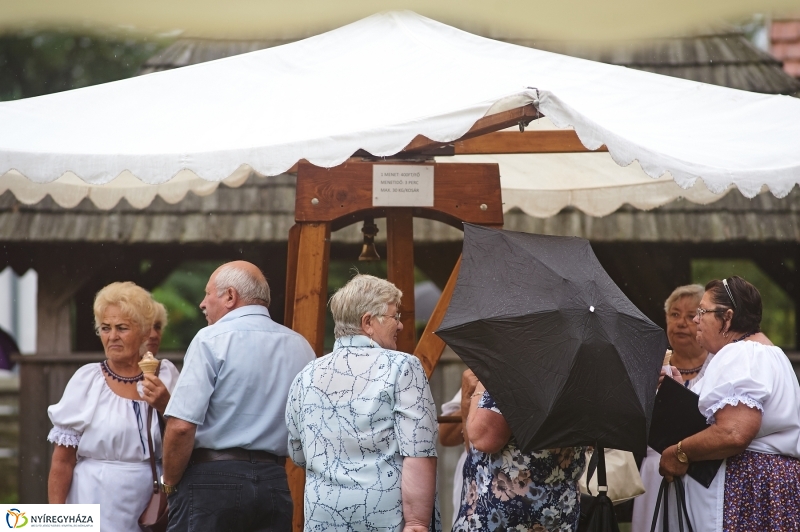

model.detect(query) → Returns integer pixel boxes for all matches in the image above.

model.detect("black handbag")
[649,477,694,532]
[578,447,620,532]
[138,364,169,532]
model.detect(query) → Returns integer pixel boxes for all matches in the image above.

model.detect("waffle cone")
[138,351,160,375]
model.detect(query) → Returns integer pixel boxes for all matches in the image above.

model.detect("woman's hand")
[141,374,170,413]
[657,366,684,388]
[658,444,689,482]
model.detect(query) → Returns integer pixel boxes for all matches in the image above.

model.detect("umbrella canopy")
[1,11,799,199]
[436,224,667,454]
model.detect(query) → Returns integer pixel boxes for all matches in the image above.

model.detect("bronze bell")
[358,218,380,261]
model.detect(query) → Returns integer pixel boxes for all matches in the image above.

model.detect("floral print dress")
[453,391,586,532]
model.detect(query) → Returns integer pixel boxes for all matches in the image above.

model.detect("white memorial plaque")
[372,165,434,207]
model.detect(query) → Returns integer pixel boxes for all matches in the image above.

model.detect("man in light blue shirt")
[162,260,315,532]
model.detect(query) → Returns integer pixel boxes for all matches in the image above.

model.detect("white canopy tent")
[0,118,731,217]
[1,11,798,210]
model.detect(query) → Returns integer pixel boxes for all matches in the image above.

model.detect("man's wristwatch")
[676,440,689,463]
[160,475,178,495]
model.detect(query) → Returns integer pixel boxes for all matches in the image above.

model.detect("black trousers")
[166,459,293,532]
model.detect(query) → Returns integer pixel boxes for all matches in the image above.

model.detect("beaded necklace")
[100,359,144,384]
[732,332,754,343]
[675,364,704,375]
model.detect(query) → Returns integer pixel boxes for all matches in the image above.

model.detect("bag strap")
[649,477,695,532]
[649,478,667,532]
[585,448,600,495]
[674,477,695,532]
[144,362,161,495]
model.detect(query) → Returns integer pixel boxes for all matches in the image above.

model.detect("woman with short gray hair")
[286,274,440,532]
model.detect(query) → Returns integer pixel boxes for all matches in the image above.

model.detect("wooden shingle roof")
[2,179,799,244]
[524,32,800,96]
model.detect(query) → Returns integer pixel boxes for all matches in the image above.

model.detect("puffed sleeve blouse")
[47,360,180,461]
[693,341,800,458]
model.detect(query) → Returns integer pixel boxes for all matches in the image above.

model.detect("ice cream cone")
[662,350,672,366]
[138,351,160,375]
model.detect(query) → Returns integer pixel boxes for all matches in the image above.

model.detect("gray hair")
[153,299,168,329]
[215,263,271,307]
[330,274,402,338]
[664,284,704,313]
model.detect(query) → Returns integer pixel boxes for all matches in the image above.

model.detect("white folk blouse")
[48,361,180,532]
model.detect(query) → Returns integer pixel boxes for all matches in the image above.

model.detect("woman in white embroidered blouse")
[47,282,179,532]
[286,274,439,532]
[659,276,800,532]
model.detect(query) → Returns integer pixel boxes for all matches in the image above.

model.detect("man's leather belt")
[190,447,286,466]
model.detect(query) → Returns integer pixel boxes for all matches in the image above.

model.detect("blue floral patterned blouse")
[286,335,440,532]
[453,391,586,532]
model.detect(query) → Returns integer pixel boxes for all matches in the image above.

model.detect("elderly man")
[162,260,315,532]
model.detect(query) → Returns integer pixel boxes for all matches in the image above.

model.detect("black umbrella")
[436,224,667,454]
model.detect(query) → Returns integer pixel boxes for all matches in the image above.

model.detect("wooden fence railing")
[15,352,184,503]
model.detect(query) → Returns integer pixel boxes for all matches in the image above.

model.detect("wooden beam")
[295,162,503,227]
[414,255,462,377]
[291,222,330,355]
[400,105,539,154]
[284,224,301,330]
[454,130,608,154]
[286,460,305,532]
[387,209,416,353]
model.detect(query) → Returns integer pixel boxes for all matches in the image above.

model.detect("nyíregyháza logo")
[5,509,27,528]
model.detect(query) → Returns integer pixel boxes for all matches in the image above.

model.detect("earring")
[723,331,728,338]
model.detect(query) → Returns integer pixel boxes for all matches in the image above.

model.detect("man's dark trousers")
[166,460,292,532]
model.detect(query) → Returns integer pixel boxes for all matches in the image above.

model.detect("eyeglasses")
[379,313,402,323]
[696,307,728,317]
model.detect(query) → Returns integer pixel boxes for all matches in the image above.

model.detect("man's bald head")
[212,261,270,307]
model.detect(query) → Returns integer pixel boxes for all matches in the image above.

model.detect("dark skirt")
[723,450,800,532]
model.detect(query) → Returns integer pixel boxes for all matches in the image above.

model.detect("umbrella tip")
[589,306,595,312]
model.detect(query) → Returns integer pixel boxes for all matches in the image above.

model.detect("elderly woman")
[453,370,585,532]
[47,282,180,532]
[286,274,440,532]
[632,284,709,531]
[659,276,800,531]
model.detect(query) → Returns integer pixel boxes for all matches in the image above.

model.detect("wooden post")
[284,224,302,330]
[291,223,331,354]
[414,255,461,377]
[387,209,416,353]
[287,221,330,532]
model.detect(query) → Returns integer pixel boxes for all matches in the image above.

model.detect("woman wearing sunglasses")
[659,276,800,532]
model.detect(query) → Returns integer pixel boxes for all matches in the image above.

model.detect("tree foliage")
[0,30,165,101]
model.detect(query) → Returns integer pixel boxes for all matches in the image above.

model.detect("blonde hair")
[664,284,704,313]
[329,275,402,338]
[93,282,157,336]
